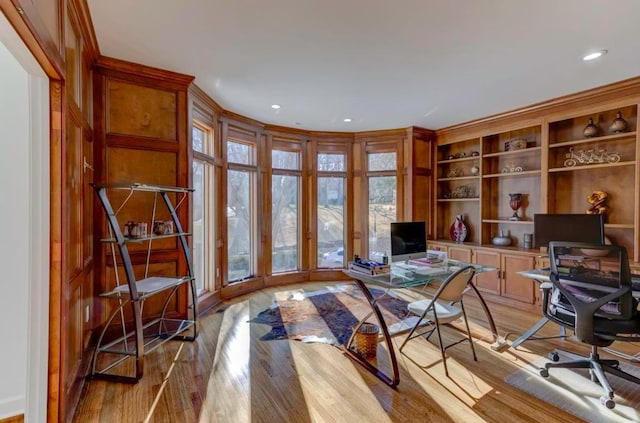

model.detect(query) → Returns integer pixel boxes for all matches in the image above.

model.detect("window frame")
[191,120,216,295]
[270,139,303,274]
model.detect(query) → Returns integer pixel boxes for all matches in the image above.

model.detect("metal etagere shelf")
[91,182,198,383]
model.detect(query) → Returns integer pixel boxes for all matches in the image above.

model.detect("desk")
[513,269,640,349]
[343,260,498,387]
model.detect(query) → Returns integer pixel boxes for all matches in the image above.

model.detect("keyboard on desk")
[544,267,640,292]
[394,263,448,276]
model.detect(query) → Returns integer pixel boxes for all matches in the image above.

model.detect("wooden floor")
[73,281,639,422]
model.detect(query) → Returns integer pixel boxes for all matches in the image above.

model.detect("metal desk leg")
[511,317,567,349]
[344,278,400,387]
[466,282,499,343]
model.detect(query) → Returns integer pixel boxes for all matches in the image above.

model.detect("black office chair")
[539,242,640,409]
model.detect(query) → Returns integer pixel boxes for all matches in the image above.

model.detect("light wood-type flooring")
[73,281,640,422]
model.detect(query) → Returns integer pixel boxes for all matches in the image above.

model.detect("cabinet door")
[501,253,536,303]
[474,250,501,295]
[448,245,472,262]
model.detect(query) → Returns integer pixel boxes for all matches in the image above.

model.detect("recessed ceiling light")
[271,104,281,109]
[583,49,607,61]
[343,118,352,122]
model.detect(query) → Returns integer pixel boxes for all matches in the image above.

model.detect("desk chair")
[399,265,477,376]
[540,242,640,409]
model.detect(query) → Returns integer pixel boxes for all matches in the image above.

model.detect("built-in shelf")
[548,161,635,173]
[483,146,542,158]
[437,198,480,202]
[482,219,534,225]
[100,232,191,243]
[437,175,480,182]
[605,223,635,229]
[482,170,541,178]
[437,156,479,164]
[549,132,635,149]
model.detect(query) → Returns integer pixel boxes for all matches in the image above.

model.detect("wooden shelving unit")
[432,101,640,309]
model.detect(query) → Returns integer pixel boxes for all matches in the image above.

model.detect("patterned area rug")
[249,284,421,346]
[505,351,640,423]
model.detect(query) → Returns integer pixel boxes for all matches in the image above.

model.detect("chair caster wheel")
[548,352,560,362]
[539,368,549,378]
[600,396,615,409]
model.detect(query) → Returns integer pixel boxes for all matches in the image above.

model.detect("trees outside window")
[367,152,397,261]
[227,140,257,282]
[272,149,301,273]
[317,153,346,268]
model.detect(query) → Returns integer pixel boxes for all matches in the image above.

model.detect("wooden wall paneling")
[352,139,365,257]
[48,78,64,423]
[106,80,177,140]
[263,133,274,276]
[306,136,318,269]
[93,60,195,381]
[219,120,230,286]
[635,104,640,262]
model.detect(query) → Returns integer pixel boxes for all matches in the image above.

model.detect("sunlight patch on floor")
[199,301,252,423]
[288,341,394,422]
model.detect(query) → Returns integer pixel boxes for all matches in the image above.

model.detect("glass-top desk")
[343,260,498,387]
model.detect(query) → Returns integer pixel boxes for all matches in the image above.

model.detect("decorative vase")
[449,214,468,243]
[470,163,480,176]
[583,118,599,138]
[609,111,628,133]
[508,193,522,221]
[492,230,512,246]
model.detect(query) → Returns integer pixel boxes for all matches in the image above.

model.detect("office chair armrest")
[550,273,631,343]
[540,282,553,290]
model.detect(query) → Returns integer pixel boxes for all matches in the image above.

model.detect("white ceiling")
[88,0,640,132]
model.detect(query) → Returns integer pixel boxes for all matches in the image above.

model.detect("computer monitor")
[533,214,605,249]
[390,221,427,262]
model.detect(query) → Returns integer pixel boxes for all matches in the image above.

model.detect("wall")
[0,10,50,422]
[0,35,30,419]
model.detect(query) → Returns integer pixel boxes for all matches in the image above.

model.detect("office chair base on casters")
[539,347,640,409]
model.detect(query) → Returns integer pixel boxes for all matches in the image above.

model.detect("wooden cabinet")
[448,245,472,262]
[501,253,536,304]
[428,240,539,308]
[473,249,501,295]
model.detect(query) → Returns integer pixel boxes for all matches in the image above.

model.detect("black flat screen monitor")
[533,214,605,249]
[390,221,427,262]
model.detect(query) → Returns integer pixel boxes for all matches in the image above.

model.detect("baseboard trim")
[0,396,24,422]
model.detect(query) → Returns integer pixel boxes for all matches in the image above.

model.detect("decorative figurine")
[564,147,621,167]
[586,190,610,215]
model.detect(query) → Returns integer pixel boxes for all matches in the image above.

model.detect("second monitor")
[390,221,427,262]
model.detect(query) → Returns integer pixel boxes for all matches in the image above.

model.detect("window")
[317,153,346,268]
[191,122,215,295]
[367,152,397,261]
[227,140,257,282]
[272,148,301,273]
